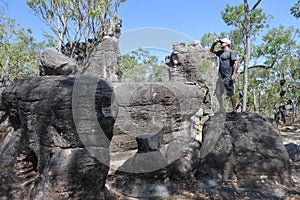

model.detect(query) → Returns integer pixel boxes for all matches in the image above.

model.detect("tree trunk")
[253,88,257,112]
[258,91,261,113]
[242,0,262,111]
[57,15,63,52]
[243,0,251,112]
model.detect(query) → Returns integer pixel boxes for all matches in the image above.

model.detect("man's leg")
[231,95,237,112]
[224,77,236,112]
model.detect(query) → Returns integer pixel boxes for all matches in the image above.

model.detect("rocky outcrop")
[39,49,80,76]
[165,41,220,139]
[111,81,202,153]
[197,112,293,187]
[39,22,122,81]
[84,36,122,82]
[165,41,216,85]
[1,35,298,199]
[0,76,115,199]
[107,112,298,199]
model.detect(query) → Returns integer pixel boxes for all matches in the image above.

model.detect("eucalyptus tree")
[26,0,126,58]
[290,0,300,19]
[200,32,227,48]
[119,48,167,82]
[0,17,47,86]
[254,25,300,113]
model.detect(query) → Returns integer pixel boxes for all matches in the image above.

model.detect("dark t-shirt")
[214,50,237,78]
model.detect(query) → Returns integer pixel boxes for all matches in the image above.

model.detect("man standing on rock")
[210,38,239,113]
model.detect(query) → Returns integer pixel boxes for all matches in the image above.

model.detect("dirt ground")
[279,122,300,189]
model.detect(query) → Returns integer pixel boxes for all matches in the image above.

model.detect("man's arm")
[231,60,239,81]
[210,39,220,53]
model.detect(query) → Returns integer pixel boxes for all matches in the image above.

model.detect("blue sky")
[4,0,299,56]
[118,0,298,39]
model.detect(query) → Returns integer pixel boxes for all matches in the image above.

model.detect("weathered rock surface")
[108,112,300,199]
[166,138,201,180]
[285,143,300,162]
[165,41,220,139]
[111,81,202,153]
[84,36,122,82]
[39,22,122,81]
[0,111,8,141]
[197,112,293,187]
[0,76,115,199]
[111,134,175,198]
[165,41,216,84]
[39,49,80,76]
[1,34,299,199]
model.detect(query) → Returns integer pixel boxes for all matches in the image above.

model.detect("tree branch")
[249,64,273,70]
[239,62,275,74]
[244,0,249,12]
[250,0,262,13]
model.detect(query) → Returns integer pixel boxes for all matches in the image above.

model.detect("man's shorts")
[215,76,235,97]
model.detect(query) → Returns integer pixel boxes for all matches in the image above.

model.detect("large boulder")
[0,76,115,199]
[111,81,202,150]
[39,49,80,76]
[109,81,202,173]
[197,112,293,187]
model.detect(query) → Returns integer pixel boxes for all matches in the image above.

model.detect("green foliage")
[0,16,48,85]
[221,3,272,58]
[291,0,300,19]
[246,26,300,113]
[221,4,271,35]
[255,26,299,67]
[119,48,167,82]
[199,32,226,47]
[26,0,126,55]
[228,29,244,56]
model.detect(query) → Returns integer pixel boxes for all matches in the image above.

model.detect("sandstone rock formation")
[198,112,293,187]
[111,81,202,152]
[83,36,122,82]
[165,41,221,140]
[107,112,298,199]
[112,134,174,198]
[39,49,80,76]
[0,76,115,199]
[165,40,216,84]
[1,35,299,199]
[39,22,122,81]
